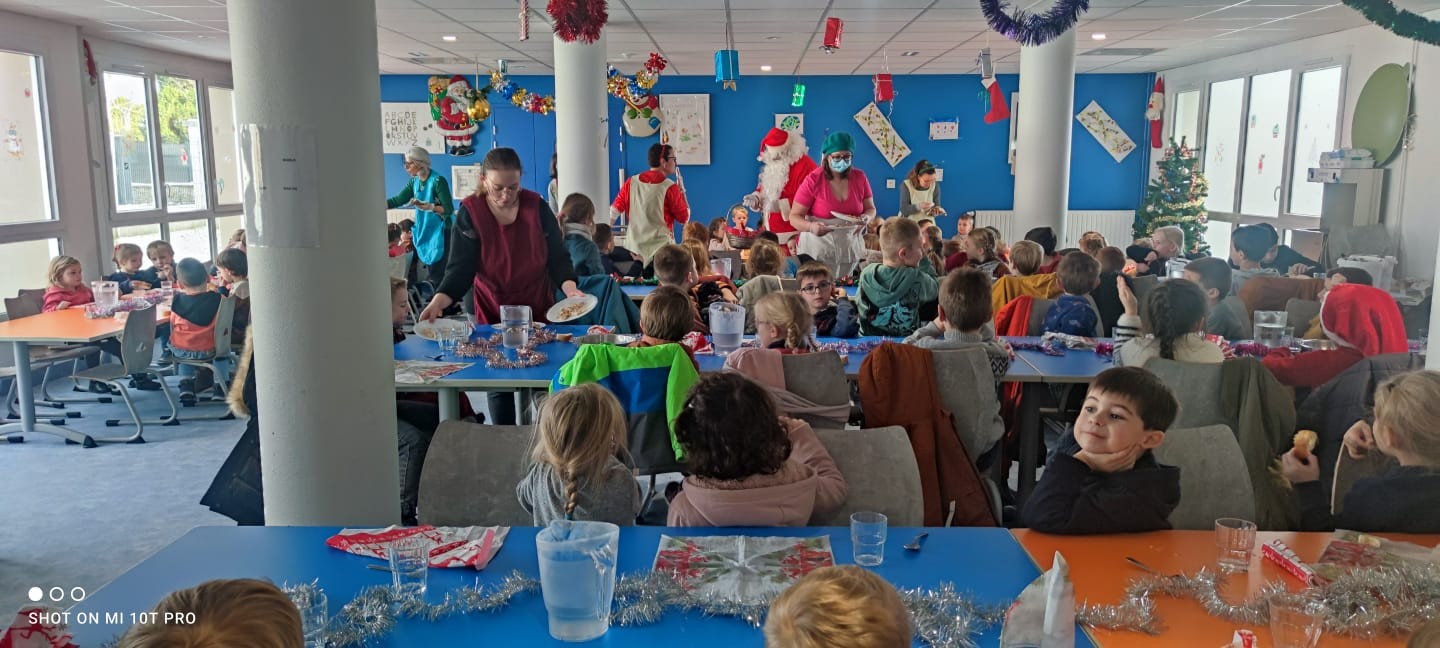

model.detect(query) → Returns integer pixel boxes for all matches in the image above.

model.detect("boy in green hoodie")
[857,218,939,337]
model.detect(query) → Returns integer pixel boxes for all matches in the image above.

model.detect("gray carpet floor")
[0,376,241,615]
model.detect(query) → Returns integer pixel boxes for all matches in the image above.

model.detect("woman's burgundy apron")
[459,190,556,324]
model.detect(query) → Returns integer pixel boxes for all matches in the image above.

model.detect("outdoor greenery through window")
[0,49,53,225]
[104,71,156,212]
[156,75,206,212]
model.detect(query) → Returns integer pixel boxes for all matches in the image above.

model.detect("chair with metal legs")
[3,297,107,410]
[71,306,179,443]
[165,297,237,420]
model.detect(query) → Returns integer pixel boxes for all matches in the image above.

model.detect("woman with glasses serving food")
[418,147,585,326]
[787,132,877,279]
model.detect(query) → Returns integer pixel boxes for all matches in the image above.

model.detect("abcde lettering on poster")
[381,102,441,154]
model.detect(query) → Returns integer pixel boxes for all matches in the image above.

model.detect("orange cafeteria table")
[0,308,125,448]
[1013,529,1439,647]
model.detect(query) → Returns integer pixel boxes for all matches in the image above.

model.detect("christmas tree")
[1135,137,1210,256]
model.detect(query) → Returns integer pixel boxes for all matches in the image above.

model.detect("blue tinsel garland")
[980,0,1091,47]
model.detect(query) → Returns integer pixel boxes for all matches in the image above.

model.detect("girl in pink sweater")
[667,373,847,527]
[42,256,94,312]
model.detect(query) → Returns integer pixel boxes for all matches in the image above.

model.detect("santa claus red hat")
[447,75,467,91]
[760,127,789,153]
[1320,283,1407,357]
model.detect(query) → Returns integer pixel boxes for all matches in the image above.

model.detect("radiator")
[972,210,1135,250]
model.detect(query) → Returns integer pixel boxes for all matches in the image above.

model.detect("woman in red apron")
[418,147,584,422]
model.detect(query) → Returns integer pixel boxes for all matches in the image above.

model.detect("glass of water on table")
[850,512,887,567]
[389,536,429,600]
[501,305,532,349]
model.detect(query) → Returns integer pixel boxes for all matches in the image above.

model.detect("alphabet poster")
[659,94,711,165]
[380,102,442,154]
[853,102,911,167]
[1075,100,1136,163]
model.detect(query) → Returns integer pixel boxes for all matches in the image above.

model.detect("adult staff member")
[611,143,690,269]
[385,147,454,285]
[899,159,945,221]
[787,132,877,278]
[418,148,584,424]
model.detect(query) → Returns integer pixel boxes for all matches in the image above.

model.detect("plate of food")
[828,212,862,223]
[413,318,472,341]
[547,294,598,323]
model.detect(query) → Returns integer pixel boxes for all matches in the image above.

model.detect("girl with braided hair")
[754,292,818,352]
[1112,276,1225,367]
[516,383,641,525]
[963,227,1011,280]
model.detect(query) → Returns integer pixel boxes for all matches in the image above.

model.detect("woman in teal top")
[385,147,455,285]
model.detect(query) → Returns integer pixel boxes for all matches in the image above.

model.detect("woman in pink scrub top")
[787,131,877,278]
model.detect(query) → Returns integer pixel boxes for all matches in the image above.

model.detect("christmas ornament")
[490,69,556,116]
[430,75,480,156]
[465,86,492,122]
[981,0,1091,47]
[715,50,739,91]
[791,82,806,107]
[822,17,844,52]
[1146,76,1164,148]
[82,39,97,86]
[1340,0,1440,45]
[519,0,530,41]
[608,53,668,137]
[547,0,607,44]
[976,49,1009,124]
[873,73,895,103]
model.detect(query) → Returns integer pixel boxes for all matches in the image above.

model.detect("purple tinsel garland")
[981,0,1091,47]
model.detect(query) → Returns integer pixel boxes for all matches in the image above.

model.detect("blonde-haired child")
[116,578,302,648]
[42,255,94,312]
[1283,370,1440,533]
[739,240,785,332]
[145,239,176,284]
[764,565,910,648]
[754,291,815,352]
[517,383,641,525]
[107,243,154,294]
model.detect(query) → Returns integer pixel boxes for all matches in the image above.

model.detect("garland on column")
[980,0,1091,46]
[1340,0,1440,45]
[548,0,608,43]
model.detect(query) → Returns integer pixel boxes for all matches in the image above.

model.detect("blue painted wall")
[380,72,1154,236]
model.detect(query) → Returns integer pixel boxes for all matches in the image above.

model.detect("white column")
[554,31,611,221]
[1429,231,1440,370]
[227,0,400,525]
[1013,29,1077,239]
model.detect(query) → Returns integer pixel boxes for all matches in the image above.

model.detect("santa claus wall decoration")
[431,75,480,156]
[608,53,667,137]
[743,127,819,254]
[1146,76,1164,148]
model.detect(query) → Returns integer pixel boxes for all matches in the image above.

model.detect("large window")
[169,218,212,262]
[1239,70,1292,217]
[0,50,53,225]
[104,71,157,212]
[208,86,241,206]
[1172,90,1201,150]
[214,214,243,251]
[0,238,60,302]
[1203,78,1245,213]
[1289,67,1344,216]
[112,223,162,259]
[156,75,206,212]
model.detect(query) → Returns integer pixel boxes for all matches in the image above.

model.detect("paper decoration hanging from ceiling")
[929,118,959,141]
[1075,100,1136,163]
[775,113,804,134]
[853,102,911,167]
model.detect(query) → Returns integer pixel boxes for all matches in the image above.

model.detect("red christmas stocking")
[984,81,1010,124]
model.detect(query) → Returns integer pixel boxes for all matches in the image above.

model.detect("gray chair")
[1026,298,1055,336]
[811,426,924,527]
[931,347,1003,459]
[1154,425,1256,530]
[1285,298,1320,337]
[417,421,535,527]
[1131,274,1160,306]
[712,250,743,280]
[779,351,850,429]
[71,306,179,442]
[3,296,104,408]
[1143,358,1231,431]
[169,297,238,416]
[1222,295,1251,332]
[780,277,799,292]
[1331,447,1397,516]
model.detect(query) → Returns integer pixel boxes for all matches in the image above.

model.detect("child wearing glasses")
[794,262,859,338]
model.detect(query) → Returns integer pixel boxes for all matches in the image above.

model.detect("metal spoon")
[903,532,929,551]
[1125,556,1174,577]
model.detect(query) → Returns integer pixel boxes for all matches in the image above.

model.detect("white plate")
[490,322,547,331]
[547,294,599,323]
[829,213,861,223]
[413,318,472,341]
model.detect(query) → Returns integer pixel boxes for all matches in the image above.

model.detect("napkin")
[326,525,509,570]
[1001,551,1075,648]
[0,607,77,648]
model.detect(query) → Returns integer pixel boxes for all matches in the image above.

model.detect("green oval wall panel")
[1351,63,1411,166]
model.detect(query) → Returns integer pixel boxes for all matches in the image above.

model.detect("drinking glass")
[1253,310,1288,347]
[389,536,429,600]
[850,512,887,567]
[536,520,620,642]
[291,589,326,648]
[160,280,173,296]
[501,305,532,349]
[1269,592,1325,648]
[709,303,746,357]
[1215,517,1257,573]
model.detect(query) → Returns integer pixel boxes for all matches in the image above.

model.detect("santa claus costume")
[743,128,817,255]
[437,75,478,156]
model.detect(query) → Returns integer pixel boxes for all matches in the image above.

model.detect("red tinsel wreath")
[548,0,608,43]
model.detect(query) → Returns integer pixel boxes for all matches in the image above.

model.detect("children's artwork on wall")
[1075,100,1136,163]
[451,164,482,201]
[929,118,959,141]
[775,113,804,134]
[380,103,443,154]
[853,102,911,167]
[660,93,711,165]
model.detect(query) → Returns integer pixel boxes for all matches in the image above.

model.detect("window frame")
[154,72,210,214]
[205,83,243,209]
[0,46,62,241]
[101,68,163,218]
[1173,56,1348,231]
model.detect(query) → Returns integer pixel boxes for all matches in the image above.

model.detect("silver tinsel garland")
[1078,562,1440,639]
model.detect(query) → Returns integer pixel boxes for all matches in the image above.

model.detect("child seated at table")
[107,243,154,295]
[904,267,1011,379]
[1112,278,1224,367]
[739,240,785,332]
[963,228,1010,280]
[1262,283,1407,389]
[517,383,641,526]
[764,565,910,648]
[668,373,847,527]
[1009,240,1045,277]
[561,193,606,277]
[1022,366,1181,534]
[1182,257,1247,340]
[216,248,250,339]
[593,224,643,279]
[1041,252,1101,336]
[42,255,95,312]
[388,222,406,257]
[116,578,302,648]
[796,262,859,338]
[857,218,939,337]
[653,243,709,335]
[755,292,816,352]
[1301,267,1373,340]
[146,239,177,285]
[685,240,738,322]
[1229,225,1281,295]
[1281,370,1440,533]
[170,258,224,401]
[631,285,699,369]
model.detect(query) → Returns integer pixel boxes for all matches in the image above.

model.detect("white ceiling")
[2,0,1436,75]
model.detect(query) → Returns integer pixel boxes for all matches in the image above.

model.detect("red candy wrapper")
[1228,629,1256,648]
[1,607,77,648]
[681,331,713,355]
[587,325,615,336]
[1262,539,1318,585]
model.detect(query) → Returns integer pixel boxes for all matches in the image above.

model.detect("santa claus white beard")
[758,158,791,207]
